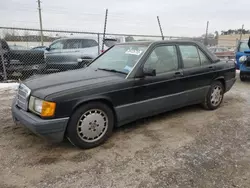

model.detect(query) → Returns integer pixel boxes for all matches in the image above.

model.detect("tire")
[240,72,246,82]
[202,81,224,110]
[66,102,114,149]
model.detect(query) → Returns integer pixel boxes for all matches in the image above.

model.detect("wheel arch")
[213,76,225,91]
[68,96,118,127]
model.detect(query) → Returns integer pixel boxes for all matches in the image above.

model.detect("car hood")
[24,67,125,99]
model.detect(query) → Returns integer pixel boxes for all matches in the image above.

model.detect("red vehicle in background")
[208,47,235,60]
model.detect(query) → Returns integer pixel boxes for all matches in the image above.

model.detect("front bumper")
[225,78,236,92]
[11,99,69,142]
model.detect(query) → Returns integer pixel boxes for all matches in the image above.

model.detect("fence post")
[204,21,209,46]
[97,33,100,55]
[0,42,8,82]
[102,9,108,51]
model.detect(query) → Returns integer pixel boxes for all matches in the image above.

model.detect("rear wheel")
[66,102,114,149]
[202,81,224,110]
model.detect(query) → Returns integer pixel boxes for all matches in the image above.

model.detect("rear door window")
[64,39,82,49]
[82,39,98,48]
[179,45,200,68]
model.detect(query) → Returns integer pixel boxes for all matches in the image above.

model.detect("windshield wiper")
[97,68,127,75]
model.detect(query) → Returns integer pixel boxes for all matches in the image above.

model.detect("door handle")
[174,71,183,76]
[208,66,214,70]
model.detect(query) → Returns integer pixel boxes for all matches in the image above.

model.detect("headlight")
[239,56,247,63]
[29,96,56,117]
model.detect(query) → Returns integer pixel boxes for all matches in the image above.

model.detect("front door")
[132,44,185,119]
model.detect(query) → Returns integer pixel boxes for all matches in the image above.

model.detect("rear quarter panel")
[213,60,236,83]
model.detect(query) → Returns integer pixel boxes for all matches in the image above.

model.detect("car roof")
[116,40,204,45]
[116,40,219,62]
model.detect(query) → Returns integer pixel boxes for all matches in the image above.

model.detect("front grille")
[16,84,31,111]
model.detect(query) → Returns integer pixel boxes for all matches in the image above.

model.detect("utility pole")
[102,9,108,52]
[239,24,244,41]
[204,21,209,46]
[37,0,44,45]
[157,16,164,40]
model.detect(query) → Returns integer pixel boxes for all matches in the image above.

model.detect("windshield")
[89,44,148,74]
[239,42,249,52]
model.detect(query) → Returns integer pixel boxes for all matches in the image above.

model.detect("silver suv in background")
[44,37,117,71]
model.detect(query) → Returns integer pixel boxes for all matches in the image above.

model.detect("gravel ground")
[0,74,250,188]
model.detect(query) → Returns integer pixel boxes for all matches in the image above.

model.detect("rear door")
[178,44,214,104]
[61,39,83,65]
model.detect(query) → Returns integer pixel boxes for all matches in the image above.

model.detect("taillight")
[100,50,105,53]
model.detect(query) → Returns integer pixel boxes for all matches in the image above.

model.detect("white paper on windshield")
[124,65,133,72]
[125,49,143,55]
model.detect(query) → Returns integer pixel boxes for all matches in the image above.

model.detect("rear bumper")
[225,78,236,92]
[11,99,69,142]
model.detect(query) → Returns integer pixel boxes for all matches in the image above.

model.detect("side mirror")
[45,47,50,51]
[143,67,156,76]
[77,58,83,63]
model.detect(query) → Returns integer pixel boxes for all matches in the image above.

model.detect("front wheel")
[240,72,246,81]
[202,81,224,110]
[66,102,114,149]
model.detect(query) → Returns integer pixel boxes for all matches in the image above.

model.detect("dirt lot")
[0,75,250,188]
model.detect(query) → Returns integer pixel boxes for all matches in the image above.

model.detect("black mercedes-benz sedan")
[12,40,236,149]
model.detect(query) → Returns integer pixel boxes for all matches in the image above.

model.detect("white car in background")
[44,37,118,71]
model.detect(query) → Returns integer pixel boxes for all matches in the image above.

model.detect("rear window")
[82,39,98,48]
[104,39,117,47]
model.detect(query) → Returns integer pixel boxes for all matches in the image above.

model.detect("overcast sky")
[0,0,249,37]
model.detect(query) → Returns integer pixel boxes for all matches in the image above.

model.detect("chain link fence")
[0,27,238,81]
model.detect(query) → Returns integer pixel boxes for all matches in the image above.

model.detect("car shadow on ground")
[9,104,202,150]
